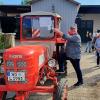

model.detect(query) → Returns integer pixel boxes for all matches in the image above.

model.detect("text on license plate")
[7,72,25,82]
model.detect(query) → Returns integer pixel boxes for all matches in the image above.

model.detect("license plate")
[7,72,25,82]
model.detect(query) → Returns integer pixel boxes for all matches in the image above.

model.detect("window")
[22,16,54,39]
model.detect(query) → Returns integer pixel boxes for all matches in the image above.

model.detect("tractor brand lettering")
[10,55,23,58]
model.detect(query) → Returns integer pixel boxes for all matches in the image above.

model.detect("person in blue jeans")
[85,31,93,53]
[54,26,83,86]
[95,33,100,67]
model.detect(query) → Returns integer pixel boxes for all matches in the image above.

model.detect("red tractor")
[0,11,67,100]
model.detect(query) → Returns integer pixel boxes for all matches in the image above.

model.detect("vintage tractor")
[0,11,67,100]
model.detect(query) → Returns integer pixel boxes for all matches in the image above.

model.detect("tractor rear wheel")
[53,78,67,100]
[0,78,7,100]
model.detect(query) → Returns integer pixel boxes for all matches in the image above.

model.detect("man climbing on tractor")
[55,25,83,86]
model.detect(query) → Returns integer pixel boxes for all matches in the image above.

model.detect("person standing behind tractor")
[85,31,93,53]
[95,33,100,67]
[92,32,99,51]
[54,25,83,86]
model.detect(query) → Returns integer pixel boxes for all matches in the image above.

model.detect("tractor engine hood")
[19,41,55,59]
[4,45,47,59]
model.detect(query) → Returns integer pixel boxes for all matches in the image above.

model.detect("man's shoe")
[73,81,83,86]
[96,65,99,67]
[56,69,65,73]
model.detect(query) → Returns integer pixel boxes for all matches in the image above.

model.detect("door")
[77,20,93,43]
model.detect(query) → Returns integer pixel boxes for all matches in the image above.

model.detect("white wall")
[7,13,19,16]
[31,0,79,33]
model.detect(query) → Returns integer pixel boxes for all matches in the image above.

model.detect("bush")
[0,34,12,50]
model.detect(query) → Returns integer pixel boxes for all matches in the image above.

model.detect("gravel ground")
[68,46,100,100]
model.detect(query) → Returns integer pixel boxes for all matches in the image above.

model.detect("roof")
[0,5,31,13]
[30,0,80,5]
[67,0,80,5]
[79,5,100,14]
[21,11,61,17]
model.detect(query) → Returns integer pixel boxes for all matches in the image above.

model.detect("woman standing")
[85,31,93,53]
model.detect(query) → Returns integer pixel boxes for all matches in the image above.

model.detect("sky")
[0,0,100,5]
[76,0,100,5]
[0,0,22,5]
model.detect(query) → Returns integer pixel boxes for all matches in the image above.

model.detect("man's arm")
[62,34,80,42]
[54,28,81,42]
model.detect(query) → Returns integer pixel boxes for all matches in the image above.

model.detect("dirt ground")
[67,46,100,100]
[6,44,100,100]
[29,45,100,100]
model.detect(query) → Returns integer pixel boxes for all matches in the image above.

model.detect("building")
[78,5,100,42]
[1,3,99,43]
[31,0,80,34]
[0,5,31,39]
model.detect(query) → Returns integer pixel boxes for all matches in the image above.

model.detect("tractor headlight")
[17,61,27,67]
[6,60,14,67]
[48,59,56,67]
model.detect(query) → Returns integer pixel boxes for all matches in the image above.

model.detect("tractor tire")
[0,78,7,100]
[0,58,3,66]
[53,78,67,100]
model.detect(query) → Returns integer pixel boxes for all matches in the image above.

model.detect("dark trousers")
[97,52,100,65]
[58,52,83,83]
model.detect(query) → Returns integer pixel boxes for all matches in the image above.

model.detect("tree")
[21,0,32,5]
[0,1,4,5]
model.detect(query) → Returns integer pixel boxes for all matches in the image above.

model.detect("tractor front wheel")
[53,78,67,100]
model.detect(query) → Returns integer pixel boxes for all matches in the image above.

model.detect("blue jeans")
[85,41,92,52]
[58,52,83,82]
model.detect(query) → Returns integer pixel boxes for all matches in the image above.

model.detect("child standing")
[95,34,100,67]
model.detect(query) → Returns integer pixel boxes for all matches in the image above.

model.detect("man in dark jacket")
[54,26,83,86]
